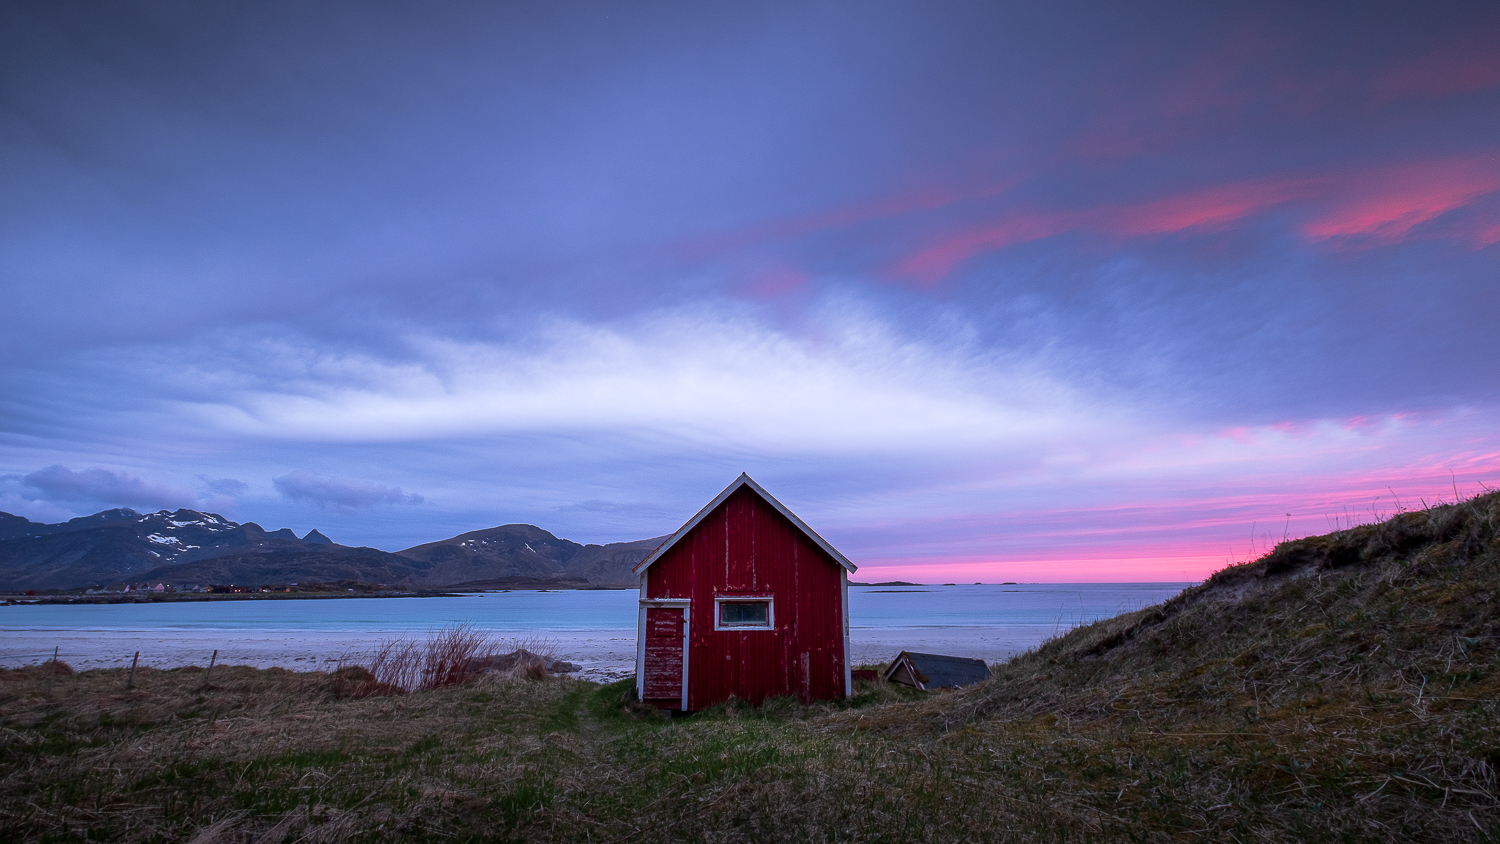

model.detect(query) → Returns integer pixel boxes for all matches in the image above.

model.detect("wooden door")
[642,606,687,706]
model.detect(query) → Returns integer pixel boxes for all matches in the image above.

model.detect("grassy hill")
[2,492,1496,842]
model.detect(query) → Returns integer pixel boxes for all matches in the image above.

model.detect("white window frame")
[713,594,774,631]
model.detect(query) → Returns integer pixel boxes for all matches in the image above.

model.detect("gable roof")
[882,651,991,690]
[632,473,857,574]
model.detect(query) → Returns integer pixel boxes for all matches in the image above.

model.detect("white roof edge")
[632,473,857,575]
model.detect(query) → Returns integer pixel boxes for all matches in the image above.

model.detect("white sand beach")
[1,625,1055,684]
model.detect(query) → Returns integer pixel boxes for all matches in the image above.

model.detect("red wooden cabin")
[634,473,857,710]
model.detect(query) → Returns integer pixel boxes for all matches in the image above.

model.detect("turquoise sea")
[0,583,1191,634]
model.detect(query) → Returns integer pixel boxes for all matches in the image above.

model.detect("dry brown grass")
[0,659,73,683]
[363,623,491,692]
[356,623,560,693]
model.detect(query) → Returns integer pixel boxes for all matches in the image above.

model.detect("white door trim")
[639,596,692,709]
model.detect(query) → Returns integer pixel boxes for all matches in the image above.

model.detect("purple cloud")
[196,475,249,497]
[23,465,194,510]
[273,471,424,511]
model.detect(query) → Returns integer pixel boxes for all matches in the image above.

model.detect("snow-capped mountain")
[0,508,338,590]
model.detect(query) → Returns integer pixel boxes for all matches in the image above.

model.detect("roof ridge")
[631,473,856,575]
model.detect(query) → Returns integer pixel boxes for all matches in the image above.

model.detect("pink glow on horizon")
[843,454,1500,583]
[853,555,1223,585]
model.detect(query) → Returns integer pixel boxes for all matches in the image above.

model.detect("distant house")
[634,474,856,710]
[882,651,991,690]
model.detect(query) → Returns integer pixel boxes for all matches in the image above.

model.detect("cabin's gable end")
[636,474,853,709]
[634,473,856,576]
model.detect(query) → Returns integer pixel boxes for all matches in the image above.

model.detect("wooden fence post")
[203,649,217,687]
[126,651,139,690]
[46,646,58,697]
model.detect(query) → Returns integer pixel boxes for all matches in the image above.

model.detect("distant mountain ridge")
[0,508,663,591]
[397,524,664,588]
[0,508,355,591]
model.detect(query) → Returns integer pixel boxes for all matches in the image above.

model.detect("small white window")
[714,595,774,630]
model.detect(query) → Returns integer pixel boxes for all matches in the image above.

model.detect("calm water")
[0,583,1190,634]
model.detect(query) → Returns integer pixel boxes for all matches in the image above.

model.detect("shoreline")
[0,587,627,605]
[1,591,459,605]
[0,581,1184,606]
[0,625,1058,684]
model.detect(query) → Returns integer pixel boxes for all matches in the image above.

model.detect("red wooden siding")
[644,485,847,708]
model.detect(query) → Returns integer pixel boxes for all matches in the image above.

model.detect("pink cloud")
[888,175,1317,284]
[1214,415,1408,444]
[1104,177,1314,236]
[1071,17,1500,164]
[1302,157,1500,243]
[737,265,810,300]
[1066,23,1283,161]
[673,178,1013,262]
[888,154,1500,283]
[1374,26,1500,103]
[887,213,1074,284]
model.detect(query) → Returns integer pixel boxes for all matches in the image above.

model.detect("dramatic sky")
[2,1,1497,581]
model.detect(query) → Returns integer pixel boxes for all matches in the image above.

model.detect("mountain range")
[0,508,665,591]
